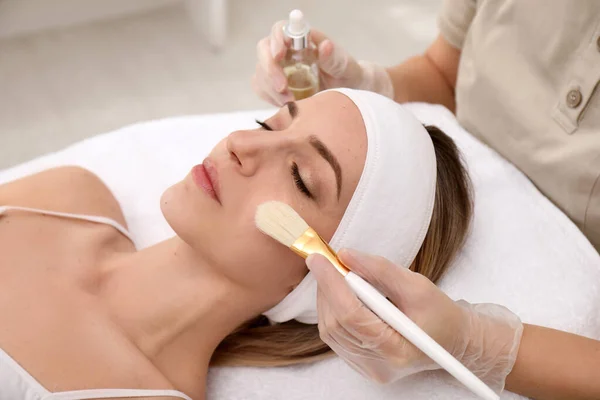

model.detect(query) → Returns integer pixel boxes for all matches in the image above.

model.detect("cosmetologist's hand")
[252,21,394,105]
[306,249,523,392]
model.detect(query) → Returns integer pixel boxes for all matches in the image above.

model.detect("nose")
[226,129,288,176]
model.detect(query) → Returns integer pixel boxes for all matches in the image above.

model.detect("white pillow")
[1,104,598,400]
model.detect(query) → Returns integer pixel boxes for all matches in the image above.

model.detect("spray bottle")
[281,10,319,100]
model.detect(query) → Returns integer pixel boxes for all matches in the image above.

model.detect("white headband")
[263,88,437,324]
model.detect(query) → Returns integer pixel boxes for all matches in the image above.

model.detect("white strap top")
[0,205,137,247]
[0,206,193,400]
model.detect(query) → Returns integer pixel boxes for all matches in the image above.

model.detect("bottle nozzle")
[288,9,306,35]
[284,9,310,44]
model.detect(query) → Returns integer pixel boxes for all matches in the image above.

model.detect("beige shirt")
[438,0,600,251]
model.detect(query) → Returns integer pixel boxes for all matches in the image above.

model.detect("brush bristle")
[255,201,310,247]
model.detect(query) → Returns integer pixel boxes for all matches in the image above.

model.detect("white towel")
[1,104,598,400]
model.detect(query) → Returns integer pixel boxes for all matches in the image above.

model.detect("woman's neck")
[99,237,264,398]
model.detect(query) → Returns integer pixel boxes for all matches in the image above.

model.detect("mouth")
[192,158,221,204]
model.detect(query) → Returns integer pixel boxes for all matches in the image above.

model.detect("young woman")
[0,89,471,400]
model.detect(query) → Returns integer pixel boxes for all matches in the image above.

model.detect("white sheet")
[1,104,599,400]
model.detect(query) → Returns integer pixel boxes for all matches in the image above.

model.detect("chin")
[161,179,197,231]
[160,179,223,250]
[160,182,179,221]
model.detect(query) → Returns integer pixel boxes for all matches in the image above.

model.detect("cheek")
[229,201,341,298]
[225,192,309,291]
[187,182,308,295]
[163,171,313,298]
[235,227,308,295]
[299,206,341,245]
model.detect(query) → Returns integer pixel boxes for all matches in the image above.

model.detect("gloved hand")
[306,249,524,393]
[252,21,394,105]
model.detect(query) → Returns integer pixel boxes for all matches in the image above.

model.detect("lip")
[192,158,221,204]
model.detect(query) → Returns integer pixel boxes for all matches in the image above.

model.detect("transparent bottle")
[281,10,319,101]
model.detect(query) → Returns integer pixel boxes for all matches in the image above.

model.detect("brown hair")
[210,125,473,367]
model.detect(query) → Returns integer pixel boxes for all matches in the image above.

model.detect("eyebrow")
[286,101,298,119]
[309,136,342,199]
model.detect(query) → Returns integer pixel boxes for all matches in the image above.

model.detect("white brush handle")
[345,272,499,400]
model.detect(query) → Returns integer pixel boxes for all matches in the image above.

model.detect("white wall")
[0,0,182,38]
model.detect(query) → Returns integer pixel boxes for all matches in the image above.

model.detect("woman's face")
[161,92,367,306]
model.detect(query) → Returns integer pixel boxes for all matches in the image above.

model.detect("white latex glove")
[252,21,394,105]
[306,249,524,393]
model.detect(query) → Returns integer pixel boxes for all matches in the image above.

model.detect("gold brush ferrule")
[290,227,350,276]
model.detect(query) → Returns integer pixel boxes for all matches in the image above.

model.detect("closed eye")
[256,119,312,199]
[291,162,312,199]
[255,119,273,131]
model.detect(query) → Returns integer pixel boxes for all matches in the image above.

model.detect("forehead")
[296,91,367,201]
[298,91,366,169]
[297,91,365,141]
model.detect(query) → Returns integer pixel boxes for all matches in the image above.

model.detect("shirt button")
[566,89,582,108]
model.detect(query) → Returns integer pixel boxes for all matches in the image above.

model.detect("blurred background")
[0,0,441,169]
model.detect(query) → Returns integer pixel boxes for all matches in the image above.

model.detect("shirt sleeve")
[437,0,477,49]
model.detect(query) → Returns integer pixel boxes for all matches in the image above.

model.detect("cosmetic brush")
[255,201,499,400]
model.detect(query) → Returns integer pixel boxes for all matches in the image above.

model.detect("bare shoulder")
[0,166,127,229]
